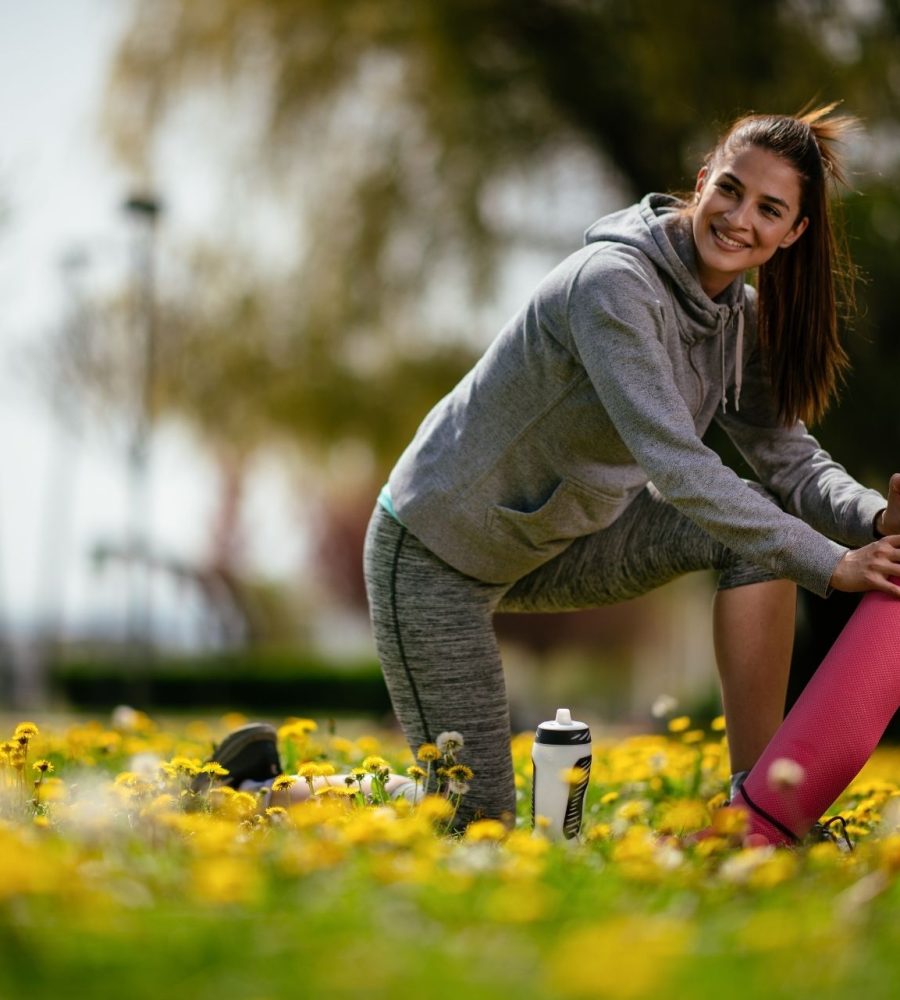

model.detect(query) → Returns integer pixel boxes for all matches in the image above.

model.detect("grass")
[0,711,899,999]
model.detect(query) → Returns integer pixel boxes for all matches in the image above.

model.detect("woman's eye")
[716,182,737,195]
[761,204,781,218]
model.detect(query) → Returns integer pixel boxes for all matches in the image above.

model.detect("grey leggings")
[363,486,778,825]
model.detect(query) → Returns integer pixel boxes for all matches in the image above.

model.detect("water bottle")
[531,708,592,840]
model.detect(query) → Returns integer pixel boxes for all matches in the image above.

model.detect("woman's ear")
[779,215,809,249]
[695,166,708,194]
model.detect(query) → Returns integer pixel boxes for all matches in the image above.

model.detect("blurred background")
[2,0,899,727]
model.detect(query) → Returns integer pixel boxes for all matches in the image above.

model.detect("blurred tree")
[103,0,900,479]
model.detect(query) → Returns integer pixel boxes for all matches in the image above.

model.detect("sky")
[0,0,303,645]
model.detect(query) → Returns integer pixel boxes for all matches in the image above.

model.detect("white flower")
[651,695,678,719]
[436,731,464,753]
[767,757,806,792]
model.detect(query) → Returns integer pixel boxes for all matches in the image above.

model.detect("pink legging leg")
[731,587,900,845]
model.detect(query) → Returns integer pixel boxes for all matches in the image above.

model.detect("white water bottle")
[531,708,592,840]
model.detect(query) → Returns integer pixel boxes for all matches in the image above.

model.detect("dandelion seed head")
[767,758,805,792]
[651,695,678,718]
[436,731,464,754]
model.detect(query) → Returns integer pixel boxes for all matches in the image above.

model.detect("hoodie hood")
[584,193,746,411]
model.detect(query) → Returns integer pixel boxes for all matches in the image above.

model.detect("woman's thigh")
[499,485,777,613]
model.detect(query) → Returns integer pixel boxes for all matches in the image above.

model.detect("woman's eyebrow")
[720,171,791,211]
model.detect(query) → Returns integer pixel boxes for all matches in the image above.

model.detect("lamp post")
[122,193,162,673]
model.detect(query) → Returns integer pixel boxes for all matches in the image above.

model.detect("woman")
[363,106,900,828]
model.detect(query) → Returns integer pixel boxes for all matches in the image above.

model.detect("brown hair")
[702,104,857,426]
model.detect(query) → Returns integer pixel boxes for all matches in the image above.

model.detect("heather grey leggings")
[363,486,777,826]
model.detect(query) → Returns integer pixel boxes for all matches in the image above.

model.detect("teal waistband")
[378,484,402,524]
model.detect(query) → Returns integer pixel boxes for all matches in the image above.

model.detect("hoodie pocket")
[488,479,627,554]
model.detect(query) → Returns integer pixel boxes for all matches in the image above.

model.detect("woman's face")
[691,144,809,299]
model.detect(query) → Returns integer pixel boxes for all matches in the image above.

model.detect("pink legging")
[731,586,900,845]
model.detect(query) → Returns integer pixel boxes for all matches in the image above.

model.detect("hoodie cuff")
[842,490,890,548]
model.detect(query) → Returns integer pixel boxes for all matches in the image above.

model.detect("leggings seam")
[389,524,432,743]
[739,785,799,843]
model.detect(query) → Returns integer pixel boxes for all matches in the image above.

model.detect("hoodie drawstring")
[719,299,744,414]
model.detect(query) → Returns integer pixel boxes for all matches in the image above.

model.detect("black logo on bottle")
[562,755,592,839]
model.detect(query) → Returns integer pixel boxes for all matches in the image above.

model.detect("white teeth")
[714,228,747,249]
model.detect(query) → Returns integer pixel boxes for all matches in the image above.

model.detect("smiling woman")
[363,105,900,830]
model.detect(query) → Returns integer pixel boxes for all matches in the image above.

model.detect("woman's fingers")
[830,537,900,596]
[880,473,900,535]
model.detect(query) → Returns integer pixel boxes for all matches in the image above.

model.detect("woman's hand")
[876,473,900,536]
[830,535,900,597]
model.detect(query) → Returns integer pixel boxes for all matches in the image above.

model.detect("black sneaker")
[191,723,282,793]
[806,815,853,852]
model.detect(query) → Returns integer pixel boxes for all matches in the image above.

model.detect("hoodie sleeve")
[566,248,848,596]
[713,322,885,549]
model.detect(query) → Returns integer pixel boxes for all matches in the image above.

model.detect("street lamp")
[122,192,162,668]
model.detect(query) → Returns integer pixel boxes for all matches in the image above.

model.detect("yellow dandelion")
[315,785,356,799]
[199,762,230,778]
[878,834,900,873]
[114,771,142,787]
[32,760,53,775]
[600,791,619,805]
[616,800,650,822]
[417,743,441,763]
[447,763,474,782]
[667,716,691,734]
[271,774,297,792]
[329,736,356,758]
[464,819,508,843]
[169,756,201,777]
[711,805,749,838]
[656,799,710,834]
[356,735,381,755]
[710,715,726,732]
[416,795,455,823]
[681,730,705,745]
[406,765,427,781]
[14,722,39,740]
[362,755,390,774]
[283,717,318,735]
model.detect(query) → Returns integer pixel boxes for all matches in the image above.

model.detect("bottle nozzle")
[555,708,572,726]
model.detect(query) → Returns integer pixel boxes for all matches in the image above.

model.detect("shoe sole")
[191,723,279,793]
[210,723,279,768]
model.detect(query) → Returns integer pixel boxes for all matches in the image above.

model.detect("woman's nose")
[724,200,751,229]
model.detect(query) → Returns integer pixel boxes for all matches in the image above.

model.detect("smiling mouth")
[712,226,750,250]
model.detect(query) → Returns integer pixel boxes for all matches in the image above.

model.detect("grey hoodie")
[388,194,884,597]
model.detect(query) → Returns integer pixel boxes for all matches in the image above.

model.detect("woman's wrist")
[874,508,887,538]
